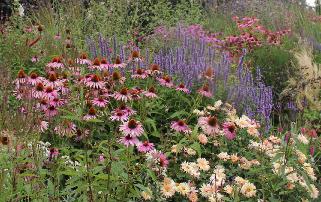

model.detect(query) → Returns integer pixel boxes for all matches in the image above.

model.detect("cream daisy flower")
[240,182,256,198]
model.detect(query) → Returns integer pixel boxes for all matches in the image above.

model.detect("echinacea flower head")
[28,72,43,85]
[119,119,144,137]
[99,58,110,70]
[84,74,105,89]
[45,105,58,117]
[112,56,126,68]
[32,82,45,98]
[147,63,162,75]
[92,96,109,108]
[223,122,237,140]
[111,71,126,84]
[131,68,148,79]
[44,73,63,88]
[117,104,136,116]
[119,134,139,147]
[83,107,97,120]
[54,120,76,137]
[43,86,58,99]
[176,83,190,93]
[198,84,212,98]
[46,57,64,69]
[149,150,169,168]
[77,53,92,65]
[143,86,157,98]
[110,109,129,122]
[158,75,174,88]
[113,88,132,102]
[198,116,220,135]
[88,58,101,70]
[137,141,155,153]
[203,67,214,80]
[15,69,27,85]
[171,120,191,134]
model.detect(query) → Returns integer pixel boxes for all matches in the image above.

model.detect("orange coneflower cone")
[203,67,214,80]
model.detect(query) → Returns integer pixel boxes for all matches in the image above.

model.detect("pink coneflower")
[38,120,48,132]
[54,121,77,137]
[129,88,142,100]
[171,120,192,134]
[128,50,143,62]
[222,122,237,140]
[37,99,49,110]
[112,56,126,68]
[49,97,66,107]
[44,73,63,88]
[198,84,212,98]
[54,34,61,40]
[92,96,109,108]
[98,154,105,162]
[32,82,45,98]
[88,58,101,70]
[119,119,144,137]
[99,58,110,70]
[158,75,174,88]
[49,148,59,161]
[110,109,129,122]
[198,116,220,135]
[84,74,105,89]
[147,64,162,75]
[176,83,190,93]
[43,86,58,99]
[46,57,64,69]
[83,107,97,120]
[111,71,126,84]
[45,105,58,117]
[31,56,39,63]
[28,72,43,85]
[117,104,136,116]
[143,86,157,98]
[137,141,155,153]
[131,68,148,79]
[203,67,214,80]
[113,88,132,102]
[119,134,139,147]
[15,69,27,86]
[149,150,169,168]
[77,53,92,65]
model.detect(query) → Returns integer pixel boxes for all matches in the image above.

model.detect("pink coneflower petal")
[28,72,43,86]
[110,109,129,122]
[198,116,220,135]
[39,120,48,132]
[119,134,139,147]
[176,83,190,93]
[223,122,237,140]
[92,96,109,108]
[149,150,169,168]
[84,74,105,89]
[88,58,101,70]
[143,86,157,98]
[46,57,64,69]
[198,84,212,98]
[83,107,97,120]
[112,56,127,68]
[99,58,110,70]
[76,53,92,65]
[49,98,66,107]
[113,88,132,102]
[116,104,136,116]
[54,121,77,137]
[157,75,174,88]
[31,56,39,63]
[14,69,27,86]
[131,68,148,79]
[119,119,144,137]
[171,120,191,134]
[43,86,58,99]
[137,141,154,153]
[44,105,58,117]
[32,82,45,98]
